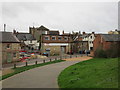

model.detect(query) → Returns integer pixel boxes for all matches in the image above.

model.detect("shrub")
[94,48,107,58]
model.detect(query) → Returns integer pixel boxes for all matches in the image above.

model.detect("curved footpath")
[2,56,92,88]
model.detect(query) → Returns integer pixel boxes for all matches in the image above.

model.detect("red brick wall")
[42,35,72,43]
[93,34,116,51]
[102,41,111,50]
[93,34,102,51]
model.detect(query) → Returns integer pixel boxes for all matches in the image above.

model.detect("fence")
[12,54,84,69]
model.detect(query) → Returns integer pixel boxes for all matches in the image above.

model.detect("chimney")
[62,30,64,34]
[13,29,16,34]
[92,32,95,34]
[4,24,6,32]
[82,32,86,35]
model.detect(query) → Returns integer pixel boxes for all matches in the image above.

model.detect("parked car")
[42,52,49,57]
[19,54,31,62]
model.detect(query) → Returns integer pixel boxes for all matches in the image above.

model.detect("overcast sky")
[1,1,118,34]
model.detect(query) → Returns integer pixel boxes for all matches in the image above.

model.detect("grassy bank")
[58,58,118,88]
[2,60,65,80]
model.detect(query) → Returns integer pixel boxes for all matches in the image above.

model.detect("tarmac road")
[2,60,80,88]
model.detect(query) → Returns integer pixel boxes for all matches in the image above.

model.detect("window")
[45,31,48,34]
[64,37,68,41]
[30,40,32,43]
[7,44,10,49]
[90,47,93,50]
[52,36,56,40]
[45,36,49,40]
[91,36,92,39]
[13,53,16,57]
[58,36,62,40]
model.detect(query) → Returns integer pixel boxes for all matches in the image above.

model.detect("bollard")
[26,62,28,66]
[50,58,51,62]
[60,57,62,60]
[43,60,45,63]
[55,58,57,60]
[70,55,72,58]
[14,63,16,68]
[35,61,37,65]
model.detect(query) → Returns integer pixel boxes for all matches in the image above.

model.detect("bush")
[94,48,107,58]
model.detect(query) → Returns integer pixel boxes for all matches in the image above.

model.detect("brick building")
[29,25,73,55]
[41,31,72,55]
[93,34,120,52]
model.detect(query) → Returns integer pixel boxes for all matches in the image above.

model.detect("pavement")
[64,56,93,61]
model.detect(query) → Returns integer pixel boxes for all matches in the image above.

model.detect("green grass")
[58,58,119,88]
[1,60,65,80]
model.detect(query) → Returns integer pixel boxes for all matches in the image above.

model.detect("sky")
[1,1,119,34]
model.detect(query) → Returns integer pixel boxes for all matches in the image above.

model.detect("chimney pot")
[92,32,95,34]
[83,32,86,34]
[62,30,64,34]
[13,30,16,34]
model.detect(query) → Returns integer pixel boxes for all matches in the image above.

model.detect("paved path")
[2,60,80,88]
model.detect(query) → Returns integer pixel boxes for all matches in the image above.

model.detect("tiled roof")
[1,32,20,43]
[38,25,49,31]
[48,31,59,35]
[101,34,120,41]
[16,33,36,41]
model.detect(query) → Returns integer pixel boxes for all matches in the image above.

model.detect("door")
[7,53,12,63]
[61,46,66,54]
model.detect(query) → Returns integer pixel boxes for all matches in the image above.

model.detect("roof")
[38,25,49,31]
[16,33,36,41]
[1,32,20,43]
[81,34,91,38]
[101,34,120,41]
[48,31,59,35]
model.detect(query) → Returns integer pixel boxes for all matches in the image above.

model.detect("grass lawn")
[58,58,119,88]
[1,60,65,80]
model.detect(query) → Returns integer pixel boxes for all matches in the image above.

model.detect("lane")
[2,60,80,88]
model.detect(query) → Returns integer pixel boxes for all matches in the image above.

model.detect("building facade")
[108,29,120,34]
[1,32,21,64]
[93,34,120,52]
[42,34,72,55]
[14,31,39,52]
